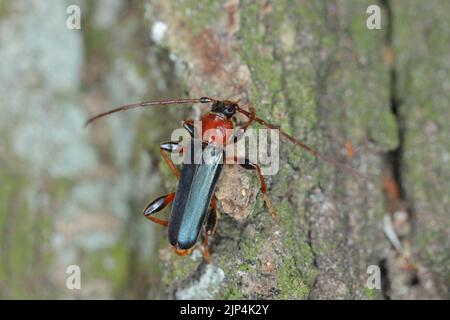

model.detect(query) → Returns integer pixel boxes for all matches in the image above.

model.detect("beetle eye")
[227,104,236,112]
[224,106,234,116]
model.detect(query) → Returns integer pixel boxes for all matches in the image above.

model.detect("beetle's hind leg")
[202,196,218,263]
[206,196,218,237]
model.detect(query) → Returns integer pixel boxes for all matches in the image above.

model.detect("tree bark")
[0,0,447,300]
[147,0,449,299]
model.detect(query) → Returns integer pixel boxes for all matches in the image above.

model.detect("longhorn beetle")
[85,96,366,260]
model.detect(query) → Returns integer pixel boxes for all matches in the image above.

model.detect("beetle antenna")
[84,97,215,127]
[236,105,372,180]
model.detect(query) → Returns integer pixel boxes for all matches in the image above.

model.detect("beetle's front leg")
[143,193,175,227]
[238,103,256,132]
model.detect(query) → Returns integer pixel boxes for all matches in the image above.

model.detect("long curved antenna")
[84,96,215,127]
[236,105,372,180]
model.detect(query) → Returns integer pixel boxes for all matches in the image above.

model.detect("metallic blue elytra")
[168,141,224,250]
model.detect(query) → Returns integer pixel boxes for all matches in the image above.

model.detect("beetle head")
[211,100,238,119]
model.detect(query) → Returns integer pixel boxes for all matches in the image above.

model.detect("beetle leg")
[202,233,212,263]
[238,159,279,223]
[238,103,256,132]
[226,104,255,145]
[182,119,195,138]
[143,193,175,227]
[206,196,218,236]
[160,141,183,178]
[202,196,218,263]
[142,142,180,227]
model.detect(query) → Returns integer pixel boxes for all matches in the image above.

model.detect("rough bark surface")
[0,0,448,299]
[146,0,449,299]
